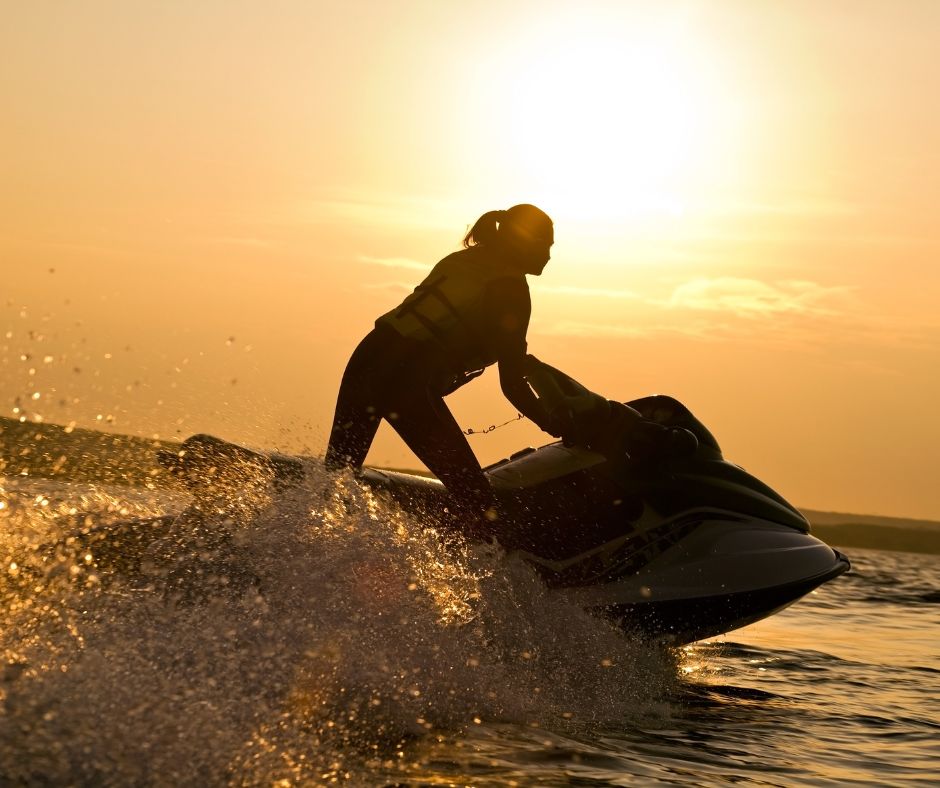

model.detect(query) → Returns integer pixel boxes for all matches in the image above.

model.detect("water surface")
[1,474,936,785]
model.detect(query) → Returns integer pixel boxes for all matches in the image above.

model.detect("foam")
[0,466,678,783]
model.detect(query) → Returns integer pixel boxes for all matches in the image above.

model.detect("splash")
[1,466,678,784]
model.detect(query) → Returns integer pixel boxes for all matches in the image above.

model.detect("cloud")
[2,238,128,256]
[358,255,431,271]
[302,192,465,232]
[539,284,936,356]
[538,285,641,299]
[538,320,717,341]
[666,277,852,318]
[200,236,275,248]
[710,198,859,218]
[538,321,648,338]
[360,281,415,293]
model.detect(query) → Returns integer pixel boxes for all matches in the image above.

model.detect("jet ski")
[146,357,850,645]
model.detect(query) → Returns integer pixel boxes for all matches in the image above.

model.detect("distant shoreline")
[3,417,938,555]
[800,515,940,556]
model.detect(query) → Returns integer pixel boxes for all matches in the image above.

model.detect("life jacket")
[376,247,524,375]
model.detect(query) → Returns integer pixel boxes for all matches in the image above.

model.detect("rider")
[325,204,568,527]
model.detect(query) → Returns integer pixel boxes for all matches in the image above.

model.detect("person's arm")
[486,279,559,434]
[498,350,556,432]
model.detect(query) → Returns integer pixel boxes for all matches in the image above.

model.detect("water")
[1,471,937,786]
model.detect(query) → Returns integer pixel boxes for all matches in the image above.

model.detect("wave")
[0,466,678,784]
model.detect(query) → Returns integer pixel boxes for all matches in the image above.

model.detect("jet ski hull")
[599,549,850,644]
[364,467,851,645]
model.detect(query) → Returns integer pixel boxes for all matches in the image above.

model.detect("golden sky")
[2,1,938,519]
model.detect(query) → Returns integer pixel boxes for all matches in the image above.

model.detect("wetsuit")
[325,246,552,519]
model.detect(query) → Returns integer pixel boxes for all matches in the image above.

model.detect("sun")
[487,14,739,227]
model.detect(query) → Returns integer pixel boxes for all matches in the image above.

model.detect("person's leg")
[325,384,381,471]
[386,387,496,521]
[325,333,388,470]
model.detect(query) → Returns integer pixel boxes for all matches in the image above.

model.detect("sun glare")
[486,16,741,228]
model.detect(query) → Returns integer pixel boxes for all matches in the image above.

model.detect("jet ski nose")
[833,549,852,575]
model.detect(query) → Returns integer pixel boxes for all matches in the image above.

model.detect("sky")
[1,1,938,519]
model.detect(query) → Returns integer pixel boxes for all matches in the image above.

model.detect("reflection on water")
[1,474,937,786]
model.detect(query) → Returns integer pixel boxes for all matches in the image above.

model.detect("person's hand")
[543,407,577,440]
[627,421,698,461]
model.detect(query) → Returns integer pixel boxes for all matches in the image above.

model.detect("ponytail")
[462,209,508,248]
[462,204,553,249]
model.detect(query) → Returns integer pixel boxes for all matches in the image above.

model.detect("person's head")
[462,204,554,275]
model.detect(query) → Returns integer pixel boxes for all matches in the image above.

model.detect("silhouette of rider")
[325,204,568,528]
